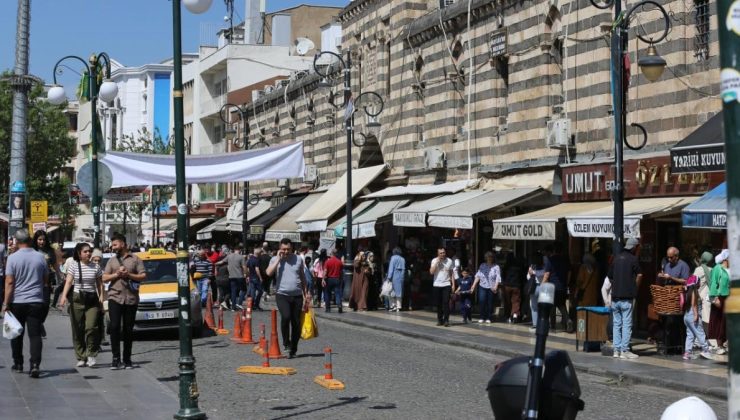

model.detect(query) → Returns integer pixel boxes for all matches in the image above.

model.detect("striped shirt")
[68,261,102,293]
[192,257,213,278]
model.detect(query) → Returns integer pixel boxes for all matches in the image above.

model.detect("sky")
[0,0,347,88]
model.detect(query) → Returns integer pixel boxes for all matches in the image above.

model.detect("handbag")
[300,307,318,340]
[525,273,537,295]
[380,279,394,298]
[3,311,23,340]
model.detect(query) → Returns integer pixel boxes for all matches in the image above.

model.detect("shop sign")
[104,186,148,203]
[566,218,640,238]
[321,229,335,239]
[561,156,721,202]
[670,145,725,173]
[265,231,301,242]
[249,225,264,235]
[298,220,327,232]
[427,215,474,230]
[491,221,556,240]
[393,212,426,227]
[196,231,212,240]
[357,222,376,238]
[489,28,507,58]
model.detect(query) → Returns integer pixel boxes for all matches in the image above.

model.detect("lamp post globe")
[98,79,118,102]
[183,0,212,14]
[47,85,66,105]
[638,45,667,82]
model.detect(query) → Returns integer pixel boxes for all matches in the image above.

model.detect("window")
[694,0,709,61]
[213,123,224,143]
[198,183,225,202]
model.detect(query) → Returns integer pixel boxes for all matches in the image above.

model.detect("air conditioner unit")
[304,164,318,182]
[423,147,446,170]
[277,79,290,88]
[277,179,289,188]
[546,118,572,149]
[264,85,274,94]
[442,0,456,6]
[252,90,264,101]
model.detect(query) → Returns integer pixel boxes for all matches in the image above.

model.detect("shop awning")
[363,179,474,199]
[483,170,555,191]
[266,193,323,242]
[352,199,409,238]
[393,191,487,227]
[428,188,545,229]
[670,112,724,173]
[492,202,612,240]
[196,217,225,240]
[296,164,386,232]
[249,194,308,237]
[194,201,270,240]
[325,201,376,239]
[683,182,726,229]
[566,196,698,238]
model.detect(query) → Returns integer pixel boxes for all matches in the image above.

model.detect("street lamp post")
[313,50,384,296]
[48,54,118,249]
[588,0,669,255]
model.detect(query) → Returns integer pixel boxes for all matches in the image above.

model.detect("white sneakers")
[620,351,639,359]
[613,350,620,358]
[87,356,97,367]
[478,319,484,324]
[76,360,86,367]
[485,320,492,324]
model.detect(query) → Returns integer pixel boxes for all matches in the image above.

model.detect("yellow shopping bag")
[301,307,318,340]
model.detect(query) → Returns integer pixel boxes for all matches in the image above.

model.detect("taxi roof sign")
[148,248,167,255]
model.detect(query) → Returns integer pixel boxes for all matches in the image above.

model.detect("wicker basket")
[650,285,683,315]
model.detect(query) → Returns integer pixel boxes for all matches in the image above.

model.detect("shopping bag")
[300,307,318,340]
[380,280,394,298]
[3,311,24,340]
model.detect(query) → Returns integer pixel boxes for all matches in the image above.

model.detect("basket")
[649,285,683,315]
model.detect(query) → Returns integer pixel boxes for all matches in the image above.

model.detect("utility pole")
[7,0,31,240]
[716,0,740,416]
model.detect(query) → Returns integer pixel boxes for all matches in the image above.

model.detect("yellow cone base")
[216,329,230,335]
[237,366,297,375]
[314,375,345,390]
[253,346,266,355]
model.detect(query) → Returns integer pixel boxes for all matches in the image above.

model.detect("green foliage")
[0,71,77,220]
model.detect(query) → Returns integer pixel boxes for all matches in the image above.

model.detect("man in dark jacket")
[607,238,642,359]
[502,252,525,323]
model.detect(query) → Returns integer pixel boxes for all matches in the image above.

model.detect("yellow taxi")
[133,248,204,336]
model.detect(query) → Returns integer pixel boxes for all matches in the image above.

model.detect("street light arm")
[354,91,385,118]
[314,51,350,108]
[51,55,90,84]
[589,0,614,9]
[625,122,648,151]
[96,52,114,78]
[622,0,670,43]
[312,51,347,76]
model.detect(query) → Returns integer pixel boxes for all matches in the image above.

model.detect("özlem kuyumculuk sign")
[566,218,641,239]
[491,221,556,240]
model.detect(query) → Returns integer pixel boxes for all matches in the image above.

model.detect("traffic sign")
[30,200,47,222]
[77,160,113,200]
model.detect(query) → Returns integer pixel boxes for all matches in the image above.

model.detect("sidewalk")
[0,311,178,420]
[313,307,728,399]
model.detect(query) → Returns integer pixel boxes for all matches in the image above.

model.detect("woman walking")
[386,247,405,311]
[32,230,55,335]
[693,251,714,335]
[312,249,327,307]
[473,251,501,324]
[366,252,380,310]
[349,251,370,311]
[58,243,104,367]
[708,249,730,355]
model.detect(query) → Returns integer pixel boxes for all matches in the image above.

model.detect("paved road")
[130,309,728,420]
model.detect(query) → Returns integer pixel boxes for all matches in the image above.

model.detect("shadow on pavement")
[269,396,368,420]
[40,368,78,378]
[295,353,324,359]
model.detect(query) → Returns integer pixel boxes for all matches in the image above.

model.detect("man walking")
[2,230,49,378]
[246,248,265,310]
[217,246,247,309]
[607,237,643,359]
[323,249,344,313]
[103,233,146,370]
[430,248,455,327]
[259,242,273,301]
[192,249,213,307]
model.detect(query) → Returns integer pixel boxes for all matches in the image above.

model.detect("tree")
[0,71,77,227]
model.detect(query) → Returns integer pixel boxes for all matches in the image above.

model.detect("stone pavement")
[0,311,179,420]
[313,307,728,400]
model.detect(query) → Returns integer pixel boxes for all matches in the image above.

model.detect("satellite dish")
[295,37,315,56]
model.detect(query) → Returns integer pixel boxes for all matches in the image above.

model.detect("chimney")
[245,0,264,44]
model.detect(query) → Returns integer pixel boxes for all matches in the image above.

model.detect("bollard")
[204,291,216,330]
[314,346,345,390]
[239,297,255,344]
[236,330,297,376]
[229,311,242,341]
[252,323,267,355]
[267,309,286,359]
[215,306,230,335]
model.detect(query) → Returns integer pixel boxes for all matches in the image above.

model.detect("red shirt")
[325,256,343,278]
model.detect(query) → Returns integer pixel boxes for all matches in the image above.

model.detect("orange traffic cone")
[239,297,255,344]
[216,307,230,335]
[268,309,286,359]
[314,346,345,389]
[230,311,243,341]
[253,323,267,355]
[204,292,216,330]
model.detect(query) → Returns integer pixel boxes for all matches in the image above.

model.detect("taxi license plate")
[146,311,175,320]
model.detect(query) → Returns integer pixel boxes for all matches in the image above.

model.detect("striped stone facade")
[244,0,721,195]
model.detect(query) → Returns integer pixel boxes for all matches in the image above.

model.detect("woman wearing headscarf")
[693,251,714,335]
[366,252,380,310]
[32,230,55,335]
[349,251,370,311]
[386,247,405,312]
[57,243,104,367]
[708,249,730,354]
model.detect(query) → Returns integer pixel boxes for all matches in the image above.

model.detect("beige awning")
[483,170,555,191]
[492,201,611,240]
[266,193,324,242]
[566,196,698,238]
[393,191,486,227]
[195,200,271,240]
[428,188,545,229]
[323,201,376,239]
[362,179,476,199]
[296,164,386,232]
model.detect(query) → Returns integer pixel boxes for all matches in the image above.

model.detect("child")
[683,275,712,360]
[455,268,474,324]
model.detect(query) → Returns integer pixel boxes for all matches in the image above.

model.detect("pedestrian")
[50,244,66,308]
[259,242,273,301]
[682,275,712,360]
[103,232,146,370]
[607,237,642,359]
[542,243,570,332]
[312,249,328,307]
[32,230,55,337]
[502,252,525,323]
[2,230,50,378]
[0,238,6,311]
[473,251,500,324]
[217,246,246,309]
[366,252,380,310]
[90,248,108,346]
[429,247,455,327]
[323,248,344,313]
[265,238,311,359]
[693,251,714,335]
[455,267,474,323]
[528,252,546,329]
[247,248,264,310]
[386,247,405,312]
[658,246,690,285]
[707,249,730,355]
[349,251,370,311]
[57,243,104,367]
[215,257,231,310]
[191,249,213,307]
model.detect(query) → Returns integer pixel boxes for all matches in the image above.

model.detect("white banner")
[393,212,426,227]
[567,218,641,238]
[357,222,376,238]
[427,215,473,230]
[101,142,305,187]
[491,221,556,240]
[298,220,328,232]
[265,231,302,243]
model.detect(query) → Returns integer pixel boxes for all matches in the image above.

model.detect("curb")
[314,311,727,400]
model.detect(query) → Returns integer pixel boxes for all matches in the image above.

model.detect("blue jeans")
[612,299,634,352]
[684,308,709,353]
[530,285,540,327]
[324,277,342,311]
[229,278,245,307]
[196,279,209,306]
[248,278,263,308]
[478,288,494,321]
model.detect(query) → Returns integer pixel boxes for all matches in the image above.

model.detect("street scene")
[1,0,739,419]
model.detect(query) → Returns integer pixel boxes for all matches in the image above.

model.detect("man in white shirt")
[429,248,455,327]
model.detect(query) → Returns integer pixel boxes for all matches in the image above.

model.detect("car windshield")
[143,260,178,284]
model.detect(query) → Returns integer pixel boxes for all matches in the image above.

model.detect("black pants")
[275,294,302,356]
[9,303,44,366]
[551,289,569,330]
[108,300,137,363]
[433,286,451,324]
